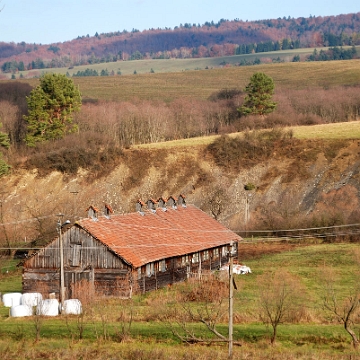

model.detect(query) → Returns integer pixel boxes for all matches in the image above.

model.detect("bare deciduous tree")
[321,255,360,349]
[257,270,307,344]
[160,275,241,346]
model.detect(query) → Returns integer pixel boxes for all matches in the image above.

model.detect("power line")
[0,215,56,226]
[238,223,360,233]
[1,223,359,251]
[0,229,359,251]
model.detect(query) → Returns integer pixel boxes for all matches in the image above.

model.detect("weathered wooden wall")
[23,225,132,298]
[23,226,129,270]
[135,251,233,293]
[23,225,238,298]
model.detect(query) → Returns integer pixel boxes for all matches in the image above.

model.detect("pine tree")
[0,123,10,177]
[24,74,81,146]
[238,72,277,116]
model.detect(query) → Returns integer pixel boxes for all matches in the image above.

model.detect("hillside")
[1,126,360,252]
[0,60,360,251]
[1,12,360,75]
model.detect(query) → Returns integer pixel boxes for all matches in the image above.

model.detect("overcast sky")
[0,0,359,44]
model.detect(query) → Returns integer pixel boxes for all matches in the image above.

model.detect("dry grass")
[2,337,356,360]
[133,121,360,150]
[15,59,360,102]
[290,121,360,139]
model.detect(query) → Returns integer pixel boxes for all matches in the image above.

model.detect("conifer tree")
[0,123,10,177]
[24,73,81,146]
[238,72,277,116]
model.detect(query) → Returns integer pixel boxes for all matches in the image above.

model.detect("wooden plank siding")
[134,249,232,294]
[23,226,132,299]
[23,222,238,298]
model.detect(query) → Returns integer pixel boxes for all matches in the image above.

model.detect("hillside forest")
[1,12,360,75]
[1,60,360,251]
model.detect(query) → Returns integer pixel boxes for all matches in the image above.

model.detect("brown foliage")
[257,270,307,344]
[180,277,228,303]
[0,82,31,146]
[207,129,294,171]
[2,13,360,69]
[24,133,123,180]
[2,82,360,177]
[311,185,360,227]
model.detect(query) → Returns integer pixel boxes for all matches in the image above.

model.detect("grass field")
[131,121,360,150]
[12,45,359,80]
[1,242,359,359]
[14,58,360,102]
[291,121,360,139]
[74,59,360,102]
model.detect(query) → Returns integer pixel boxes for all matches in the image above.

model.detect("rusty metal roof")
[77,204,242,268]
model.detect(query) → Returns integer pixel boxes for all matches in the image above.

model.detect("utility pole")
[57,215,70,309]
[228,240,234,359]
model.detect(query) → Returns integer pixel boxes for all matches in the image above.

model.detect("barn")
[22,195,242,300]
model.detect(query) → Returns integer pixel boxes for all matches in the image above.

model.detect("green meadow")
[1,242,359,359]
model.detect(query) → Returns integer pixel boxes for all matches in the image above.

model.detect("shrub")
[244,182,256,191]
[207,128,294,171]
[0,154,10,177]
[208,88,243,101]
[25,134,123,179]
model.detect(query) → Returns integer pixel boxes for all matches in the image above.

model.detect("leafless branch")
[322,266,360,349]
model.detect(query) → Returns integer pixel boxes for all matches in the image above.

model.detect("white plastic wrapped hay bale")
[36,299,59,316]
[2,292,22,307]
[21,292,43,307]
[10,305,33,317]
[62,299,82,315]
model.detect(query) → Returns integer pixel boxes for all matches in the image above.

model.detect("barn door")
[65,269,94,300]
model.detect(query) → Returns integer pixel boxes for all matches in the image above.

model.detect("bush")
[208,88,243,101]
[207,128,294,171]
[244,182,256,191]
[0,154,10,177]
[25,134,123,179]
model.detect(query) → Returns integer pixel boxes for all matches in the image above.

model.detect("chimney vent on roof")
[86,205,99,221]
[167,196,177,210]
[178,194,186,208]
[104,204,113,219]
[157,197,167,211]
[136,200,145,216]
[147,199,157,213]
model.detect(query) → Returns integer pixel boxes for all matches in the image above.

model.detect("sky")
[0,0,359,45]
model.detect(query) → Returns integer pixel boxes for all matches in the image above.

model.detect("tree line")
[1,12,360,73]
[306,46,357,61]
[2,41,359,75]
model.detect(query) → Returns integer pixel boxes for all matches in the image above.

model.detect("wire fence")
[237,223,360,243]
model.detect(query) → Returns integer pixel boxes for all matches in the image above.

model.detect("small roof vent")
[157,197,167,211]
[104,204,113,219]
[167,196,178,210]
[86,205,99,221]
[147,199,157,213]
[178,194,186,208]
[136,200,145,216]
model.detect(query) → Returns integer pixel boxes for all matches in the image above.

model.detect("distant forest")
[1,12,360,73]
